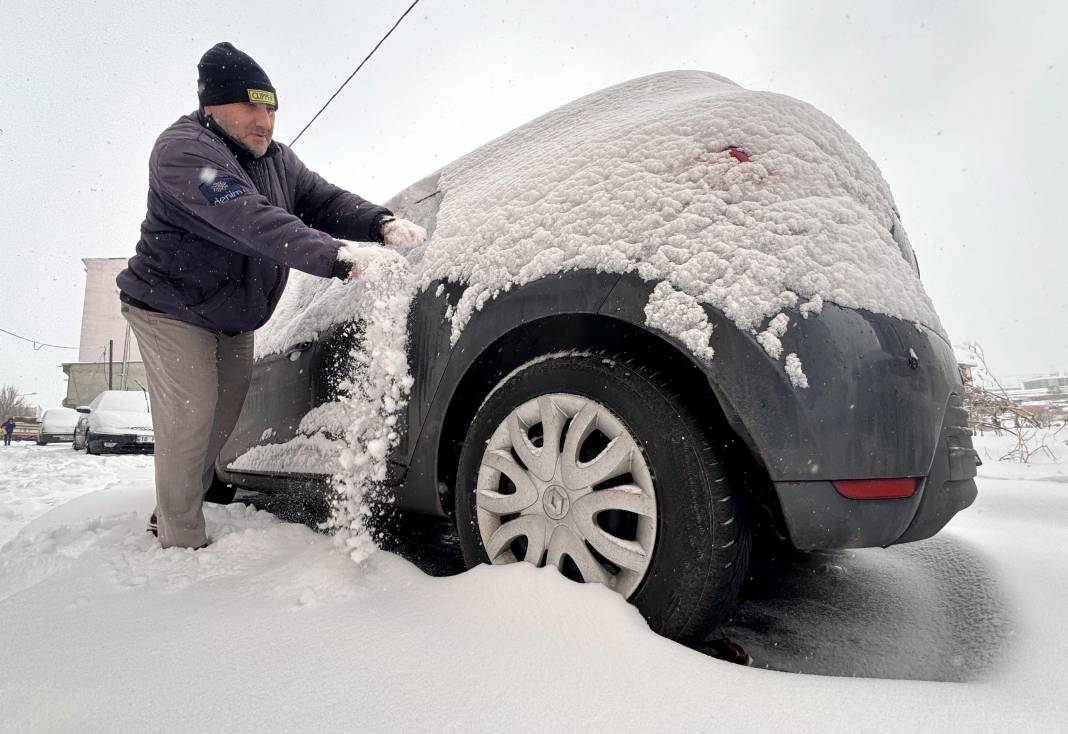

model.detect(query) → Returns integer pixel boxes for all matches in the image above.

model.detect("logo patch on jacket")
[198,173,247,206]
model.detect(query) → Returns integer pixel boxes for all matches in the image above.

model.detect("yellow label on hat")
[247,88,276,106]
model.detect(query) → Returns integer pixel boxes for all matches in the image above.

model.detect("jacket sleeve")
[286,146,393,243]
[151,139,342,278]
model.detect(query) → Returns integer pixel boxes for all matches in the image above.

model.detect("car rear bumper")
[40,433,75,442]
[773,390,979,549]
[678,296,981,550]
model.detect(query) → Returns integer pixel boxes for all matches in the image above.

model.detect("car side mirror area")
[76,406,90,414]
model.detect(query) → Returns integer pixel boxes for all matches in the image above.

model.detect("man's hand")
[380,217,427,248]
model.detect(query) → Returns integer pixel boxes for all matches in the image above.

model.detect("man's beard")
[242,132,271,157]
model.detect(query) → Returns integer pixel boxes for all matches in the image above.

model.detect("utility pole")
[108,339,114,390]
[120,321,131,390]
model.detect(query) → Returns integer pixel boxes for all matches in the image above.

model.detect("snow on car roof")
[264,71,943,364]
[96,390,151,413]
[418,70,942,348]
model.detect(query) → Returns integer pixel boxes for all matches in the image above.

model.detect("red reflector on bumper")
[831,478,916,500]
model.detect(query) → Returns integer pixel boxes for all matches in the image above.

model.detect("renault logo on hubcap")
[542,485,570,520]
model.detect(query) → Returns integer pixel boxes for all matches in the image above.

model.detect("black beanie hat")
[197,42,278,109]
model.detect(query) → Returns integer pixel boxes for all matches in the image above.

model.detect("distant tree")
[0,384,32,417]
[958,343,1064,462]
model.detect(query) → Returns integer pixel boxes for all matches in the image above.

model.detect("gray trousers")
[122,303,254,548]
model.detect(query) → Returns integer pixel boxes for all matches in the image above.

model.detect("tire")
[454,353,751,645]
[37,439,47,446]
[204,471,237,504]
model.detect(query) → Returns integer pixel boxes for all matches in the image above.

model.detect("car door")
[217,172,445,483]
[217,338,323,476]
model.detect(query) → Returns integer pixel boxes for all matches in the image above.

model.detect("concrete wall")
[78,258,141,364]
[62,362,148,408]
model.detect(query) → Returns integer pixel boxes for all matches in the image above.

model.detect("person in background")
[117,41,426,550]
[2,417,15,446]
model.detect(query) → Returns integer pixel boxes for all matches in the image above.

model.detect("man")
[117,42,425,549]
[2,417,14,446]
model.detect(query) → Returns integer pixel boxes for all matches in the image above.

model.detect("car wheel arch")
[431,309,777,527]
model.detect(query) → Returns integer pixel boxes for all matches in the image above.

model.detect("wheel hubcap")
[475,393,658,598]
[541,485,570,520]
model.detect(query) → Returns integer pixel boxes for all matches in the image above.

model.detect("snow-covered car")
[36,408,79,445]
[72,412,88,451]
[75,390,154,455]
[217,72,979,645]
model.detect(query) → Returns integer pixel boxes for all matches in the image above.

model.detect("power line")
[0,327,79,351]
[290,0,422,147]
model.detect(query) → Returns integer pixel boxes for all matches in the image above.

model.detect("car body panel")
[221,267,976,548]
[217,72,978,549]
[218,344,319,473]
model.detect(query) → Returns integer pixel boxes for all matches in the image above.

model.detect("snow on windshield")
[99,391,151,413]
[250,71,949,548]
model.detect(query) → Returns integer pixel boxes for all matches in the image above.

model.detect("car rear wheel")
[454,352,751,644]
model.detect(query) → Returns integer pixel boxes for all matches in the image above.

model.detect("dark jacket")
[2,420,14,435]
[117,111,391,334]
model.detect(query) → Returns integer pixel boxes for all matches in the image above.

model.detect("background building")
[62,258,145,407]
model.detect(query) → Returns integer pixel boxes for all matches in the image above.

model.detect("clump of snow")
[799,294,823,319]
[326,245,415,562]
[643,281,714,360]
[785,353,809,388]
[756,312,791,359]
[242,245,414,561]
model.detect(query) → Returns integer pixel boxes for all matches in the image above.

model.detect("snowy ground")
[1,436,1065,732]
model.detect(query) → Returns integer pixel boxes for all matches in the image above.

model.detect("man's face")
[203,101,276,157]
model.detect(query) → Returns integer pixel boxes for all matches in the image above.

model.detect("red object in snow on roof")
[727,147,750,163]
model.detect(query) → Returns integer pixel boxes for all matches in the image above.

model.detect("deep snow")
[0,437,1065,732]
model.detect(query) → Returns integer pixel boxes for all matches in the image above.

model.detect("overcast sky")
[2,0,1066,410]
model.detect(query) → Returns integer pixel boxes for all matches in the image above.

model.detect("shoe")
[147,516,209,549]
[705,636,754,666]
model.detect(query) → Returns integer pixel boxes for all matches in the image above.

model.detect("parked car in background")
[217,72,979,647]
[36,408,79,445]
[75,390,154,455]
